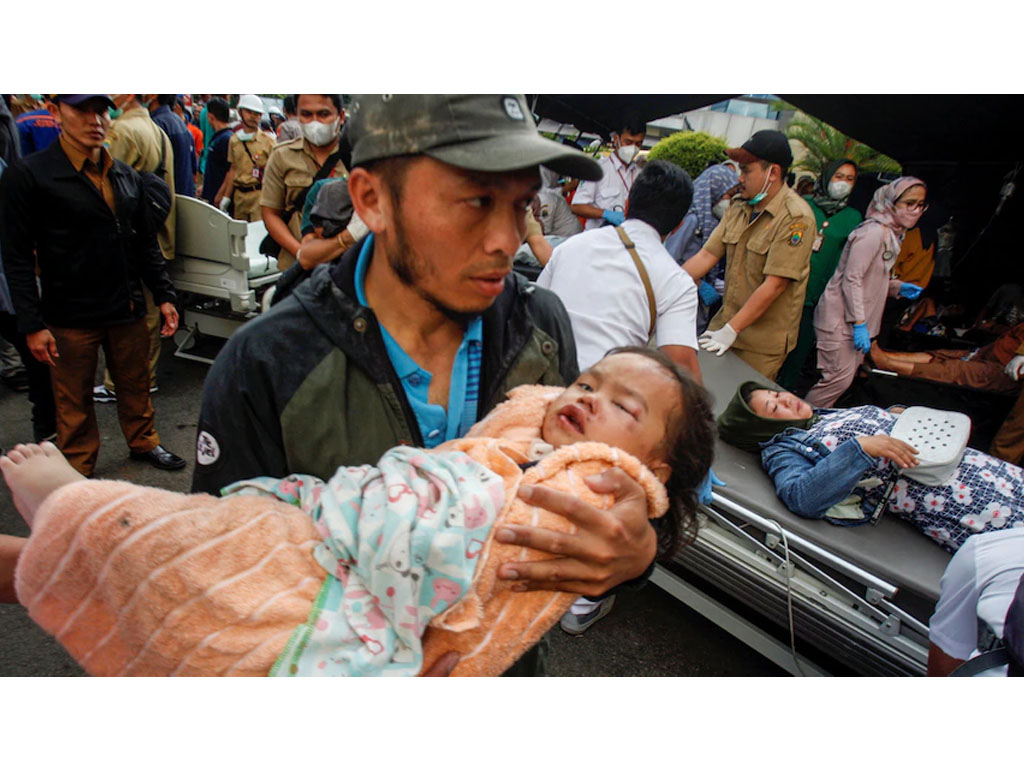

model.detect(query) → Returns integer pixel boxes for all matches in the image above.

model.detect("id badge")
[252,167,262,180]
[811,233,823,252]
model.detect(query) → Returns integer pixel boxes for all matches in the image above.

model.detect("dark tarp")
[528,94,729,140]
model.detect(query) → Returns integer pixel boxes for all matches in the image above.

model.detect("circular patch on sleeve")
[502,97,525,121]
[789,230,804,246]
[196,430,221,466]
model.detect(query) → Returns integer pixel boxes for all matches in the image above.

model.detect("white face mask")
[616,144,639,165]
[237,131,255,142]
[301,117,340,147]
[712,199,730,220]
[828,180,853,200]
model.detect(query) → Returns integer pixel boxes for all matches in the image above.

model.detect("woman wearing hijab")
[664,163,739,331]
[803,176,928,408]
[778,159,862,391]
[716,382,1024,553]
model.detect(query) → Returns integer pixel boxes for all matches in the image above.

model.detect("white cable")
[767,520,807,677]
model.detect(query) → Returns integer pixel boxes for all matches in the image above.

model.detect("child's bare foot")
[0,443,86,529]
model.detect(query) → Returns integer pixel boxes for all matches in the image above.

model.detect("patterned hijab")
[810,158,857,217]
[859,175,928,257]
[689,163,740,244]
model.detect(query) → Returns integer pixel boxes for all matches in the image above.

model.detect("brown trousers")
[232,187,263,222]
[103,285,161,392]
[911,347,1021,395]
[991,386,1024,466]
[49,319,160,476]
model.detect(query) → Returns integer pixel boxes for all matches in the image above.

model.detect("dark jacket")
[191,244,580,494]
[0,140,176,334]
[151,104,197,198]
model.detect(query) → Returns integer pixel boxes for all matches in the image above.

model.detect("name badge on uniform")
[252,167,261,180]
[811,233,823,252]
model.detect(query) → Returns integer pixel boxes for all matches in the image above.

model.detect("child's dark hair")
[603,346,716,559]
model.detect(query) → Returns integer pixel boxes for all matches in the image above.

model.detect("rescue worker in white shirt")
[570,115,646,230]
[537,159,701,635]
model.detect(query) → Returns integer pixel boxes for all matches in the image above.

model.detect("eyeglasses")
[896,200,929,213]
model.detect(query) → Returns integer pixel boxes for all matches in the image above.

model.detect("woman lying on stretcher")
[0,347,715,677]
[717,382,1024,553]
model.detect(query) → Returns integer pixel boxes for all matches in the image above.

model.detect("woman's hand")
[857,435,919,469]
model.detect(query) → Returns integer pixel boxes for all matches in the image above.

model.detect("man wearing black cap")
[0,94,186,475]
[193,96,659,672]
[684,129,814,379]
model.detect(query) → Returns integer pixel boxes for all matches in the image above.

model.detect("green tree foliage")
[784,111,902,177]
[648,131,729,179]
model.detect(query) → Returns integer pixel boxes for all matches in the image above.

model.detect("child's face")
[541,353,680,479]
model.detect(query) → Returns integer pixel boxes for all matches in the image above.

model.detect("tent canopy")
[529,94,1022,165]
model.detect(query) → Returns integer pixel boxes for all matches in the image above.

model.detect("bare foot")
[0,443,86,529]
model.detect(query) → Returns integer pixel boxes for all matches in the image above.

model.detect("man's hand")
[26,328,59,366]
[158,302,179,337]
[421,651,460,677]
[698,323,737,356]
[1005,354,1024,381]
[495,468,656,596]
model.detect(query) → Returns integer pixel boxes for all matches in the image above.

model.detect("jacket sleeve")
[190,333,290,495]
[761,436,874,518]
[128,170,177,306]
[839,227,885,324]
[0,160,46,333]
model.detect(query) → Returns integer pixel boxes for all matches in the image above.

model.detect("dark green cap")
[347,94,603,181]
[716,381,818,452]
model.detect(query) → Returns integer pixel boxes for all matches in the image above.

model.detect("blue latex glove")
[898,282,923,300]
[698,280,720,305]
[697,468,726,507]
[601,209,625,226]
[852,322,871,354]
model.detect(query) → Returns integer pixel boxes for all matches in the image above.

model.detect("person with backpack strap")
[259,94,347,271]
[929,527,1024,676]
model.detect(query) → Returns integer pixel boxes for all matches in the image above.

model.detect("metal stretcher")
[166,195,281,363]
[654,350,951,676]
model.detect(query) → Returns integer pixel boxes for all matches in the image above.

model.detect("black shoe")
[129,444,186,471]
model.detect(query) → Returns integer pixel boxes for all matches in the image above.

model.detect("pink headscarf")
[863,175,927,255]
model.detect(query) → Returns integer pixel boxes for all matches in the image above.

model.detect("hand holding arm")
[495,468,657,597]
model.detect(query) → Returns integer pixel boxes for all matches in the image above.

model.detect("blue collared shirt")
[354,235,483,448]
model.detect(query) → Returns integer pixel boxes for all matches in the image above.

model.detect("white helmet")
[237,94,265,114]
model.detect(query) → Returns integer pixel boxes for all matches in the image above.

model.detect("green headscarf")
[809,158,857,218]
[716,382,819,453]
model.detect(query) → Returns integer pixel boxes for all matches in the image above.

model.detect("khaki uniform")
[260,136,347,270]
[105,106,177,392]
[227,131,276,222]
[704,185,814,379]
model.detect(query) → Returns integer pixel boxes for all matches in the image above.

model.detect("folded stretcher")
[655,350,950,676]
[166,195,280,363]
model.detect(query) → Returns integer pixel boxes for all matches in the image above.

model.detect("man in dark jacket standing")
[0,94,186,476]
[193,97,660,675]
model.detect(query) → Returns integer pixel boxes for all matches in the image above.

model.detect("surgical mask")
[712,199,730,220]
[616,144,639,165]
[301,117,340,147]
[108,107,123,120]
[828,180,853,200]
[895,208,924,229]
[237,131,255,142]
[746,169,773,206]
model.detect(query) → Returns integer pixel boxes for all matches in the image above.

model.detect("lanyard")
[612,154,634,195]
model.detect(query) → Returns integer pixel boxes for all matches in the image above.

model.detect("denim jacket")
[759,428,876,522]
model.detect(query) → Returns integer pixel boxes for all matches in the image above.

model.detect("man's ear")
[348,167,388,235]
[46,102,61,124]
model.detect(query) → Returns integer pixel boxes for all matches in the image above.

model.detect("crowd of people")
[0,93,1021,677]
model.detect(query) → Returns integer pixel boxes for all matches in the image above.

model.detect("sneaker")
[558,595,616,636]
[92,385,117,403]
[92,384,158,403]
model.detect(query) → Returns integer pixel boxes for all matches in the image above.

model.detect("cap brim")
[725,147,758,164]
[425,133,603,181]
[58,95,116,109]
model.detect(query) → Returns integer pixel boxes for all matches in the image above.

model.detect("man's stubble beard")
[385,207,488,327]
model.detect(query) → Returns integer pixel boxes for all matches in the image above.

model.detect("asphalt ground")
[0,336,785,677]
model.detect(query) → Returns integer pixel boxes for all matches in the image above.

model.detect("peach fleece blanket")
[14,386,667,676]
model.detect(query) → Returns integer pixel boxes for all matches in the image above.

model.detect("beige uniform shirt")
[704,184,814,356]
[227,131,276,190]
[260,137,347,243]
[106,107,176,260]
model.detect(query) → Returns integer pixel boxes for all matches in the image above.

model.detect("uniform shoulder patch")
[789,229,804,246]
